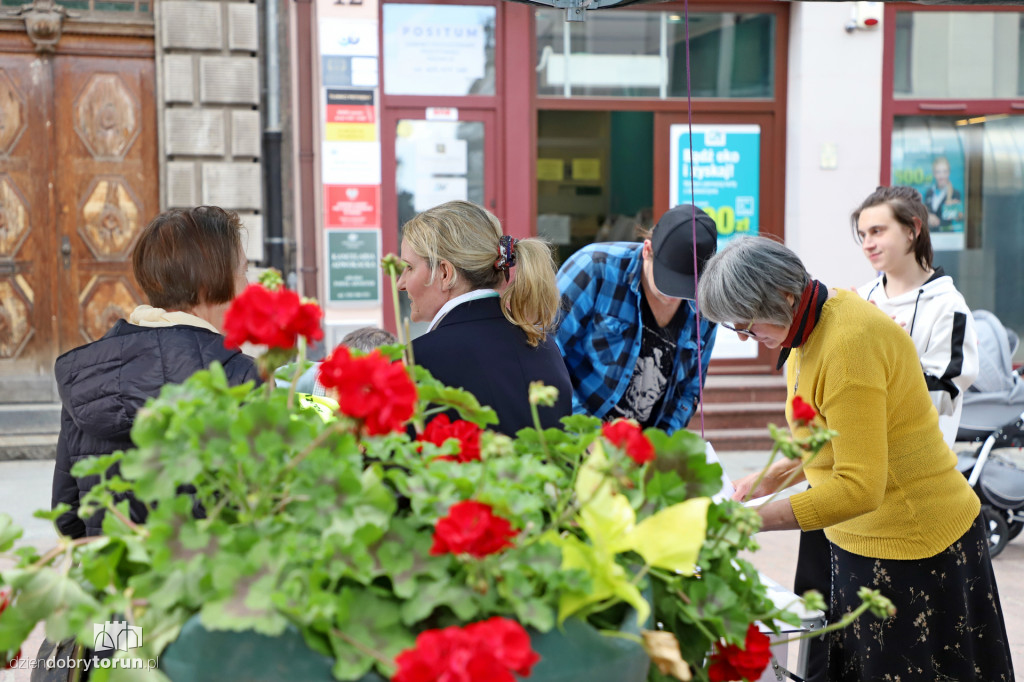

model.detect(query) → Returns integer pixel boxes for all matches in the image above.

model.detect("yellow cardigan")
[787,290,979,560]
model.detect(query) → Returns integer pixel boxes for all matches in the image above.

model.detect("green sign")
[327,229,380,303]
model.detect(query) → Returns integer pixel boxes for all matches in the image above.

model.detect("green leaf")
[550,534,649,627]
[575,441,636,554]
[0,513,23,552]
[629,498,710,575]
[399,578,479,625]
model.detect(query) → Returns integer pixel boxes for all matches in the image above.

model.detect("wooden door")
[0,33,157,402]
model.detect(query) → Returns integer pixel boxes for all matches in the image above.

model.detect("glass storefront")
[892,115,1024,338]
[535,10,775,99]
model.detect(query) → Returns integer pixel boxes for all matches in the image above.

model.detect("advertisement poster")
[670,124,761,246]
[326,229,380,303]
[891,125,967,251]
[324,185,380,229]
[670,124,761,361]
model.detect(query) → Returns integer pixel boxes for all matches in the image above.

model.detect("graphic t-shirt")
[607,292,686,428]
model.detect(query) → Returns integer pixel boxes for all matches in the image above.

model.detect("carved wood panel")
[56,51,156,348]
[0,52,56,388]
[0,34,156,401]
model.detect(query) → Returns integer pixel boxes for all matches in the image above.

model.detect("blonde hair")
[401,200,559,347]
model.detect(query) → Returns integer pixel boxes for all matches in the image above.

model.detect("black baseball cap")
[651,204,718,299]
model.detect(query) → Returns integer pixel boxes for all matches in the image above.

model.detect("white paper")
[416,138,467,176]
[320,18,379,57]
[705,442,736,503]
[413,176,468,212]
[322,141,382,185]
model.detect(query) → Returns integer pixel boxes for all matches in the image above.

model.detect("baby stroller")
[956,411,1024,558]
[955,310,1024,558]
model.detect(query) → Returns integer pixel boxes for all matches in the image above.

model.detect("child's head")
[341,326,397,353]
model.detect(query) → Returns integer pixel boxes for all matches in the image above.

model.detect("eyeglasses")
[721,322,760,340]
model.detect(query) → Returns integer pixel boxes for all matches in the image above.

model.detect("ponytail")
[499,238,559,347]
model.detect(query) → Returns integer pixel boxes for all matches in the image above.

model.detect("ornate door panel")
[0,43,60,400]
[0,33,156,402]
[53,48,156,354]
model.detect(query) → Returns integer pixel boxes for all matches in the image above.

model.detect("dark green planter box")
[162,615,649,682]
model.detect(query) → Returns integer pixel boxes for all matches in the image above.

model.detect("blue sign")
[669,124,761,246]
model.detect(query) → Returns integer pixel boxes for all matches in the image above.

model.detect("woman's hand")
[731,456,805,502]
[731,472,777,501]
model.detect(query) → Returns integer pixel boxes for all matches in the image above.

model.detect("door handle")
[61,235,71,270]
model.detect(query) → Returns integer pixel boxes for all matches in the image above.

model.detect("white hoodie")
[857,268,979,446]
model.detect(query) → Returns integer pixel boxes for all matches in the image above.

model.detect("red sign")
[326,89,375,124]
[324,185,380,229]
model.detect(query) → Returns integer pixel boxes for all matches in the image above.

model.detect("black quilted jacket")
[52,320,259,538]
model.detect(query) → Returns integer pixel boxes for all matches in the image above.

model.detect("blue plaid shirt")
[555,242,716,433]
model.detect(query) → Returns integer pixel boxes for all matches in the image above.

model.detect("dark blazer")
[412,296,573,436]
[52,320,259,538]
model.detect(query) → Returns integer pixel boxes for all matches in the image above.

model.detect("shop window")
[891,114,1024,337]
[535,10,774,99]
[893,11,1024,99]
[537,110,653,265]
[383,4,496,96]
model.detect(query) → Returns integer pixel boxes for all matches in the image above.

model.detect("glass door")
[381,108,497,337]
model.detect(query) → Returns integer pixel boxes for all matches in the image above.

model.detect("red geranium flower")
[791,396,818,424]
[707,623,772,682]
[318,347,417,436]
[602,419,655,465]
[393,618,539,682]
[418,415,482,462]
[1,588,21,670]
[430,500,517,558]
[222,283,323,351]
[465,617,540,676]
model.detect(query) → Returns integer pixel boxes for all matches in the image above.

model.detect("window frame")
[880,2,1024,183]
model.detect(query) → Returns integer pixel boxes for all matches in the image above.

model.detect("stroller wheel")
[1009,518,1024,541]
[983,506,1009,558]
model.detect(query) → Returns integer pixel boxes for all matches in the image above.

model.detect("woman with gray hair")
[697,236,1012,682]
[397,200,572,436]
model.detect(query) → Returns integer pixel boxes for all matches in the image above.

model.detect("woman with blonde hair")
[397,200,572,435]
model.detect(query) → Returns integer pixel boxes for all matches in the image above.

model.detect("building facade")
[295,0,1024,370]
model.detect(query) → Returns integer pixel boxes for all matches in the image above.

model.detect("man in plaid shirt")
[555,205,718,433]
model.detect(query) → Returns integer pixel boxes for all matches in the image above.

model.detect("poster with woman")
[891,123,967,251]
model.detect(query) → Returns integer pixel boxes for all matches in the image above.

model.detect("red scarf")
[776,279,828,370]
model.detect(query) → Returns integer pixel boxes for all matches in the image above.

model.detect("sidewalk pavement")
[0,455,1021,678]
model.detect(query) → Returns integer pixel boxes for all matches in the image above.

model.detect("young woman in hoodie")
[852,185,979,447]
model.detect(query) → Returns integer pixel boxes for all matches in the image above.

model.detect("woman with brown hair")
[397,200,571,435]
[52,206,259,538]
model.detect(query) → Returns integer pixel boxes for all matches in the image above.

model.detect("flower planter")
[161,614,649,682]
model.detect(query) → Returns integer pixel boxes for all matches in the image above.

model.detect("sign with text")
[327,229,380,304]
[669,124,761,246]
[324,185,380,229]
[326,89,375,123]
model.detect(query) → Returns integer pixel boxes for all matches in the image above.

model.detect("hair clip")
[496,235,518,282]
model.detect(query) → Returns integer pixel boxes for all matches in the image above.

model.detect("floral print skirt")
[821,514,1014,682]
